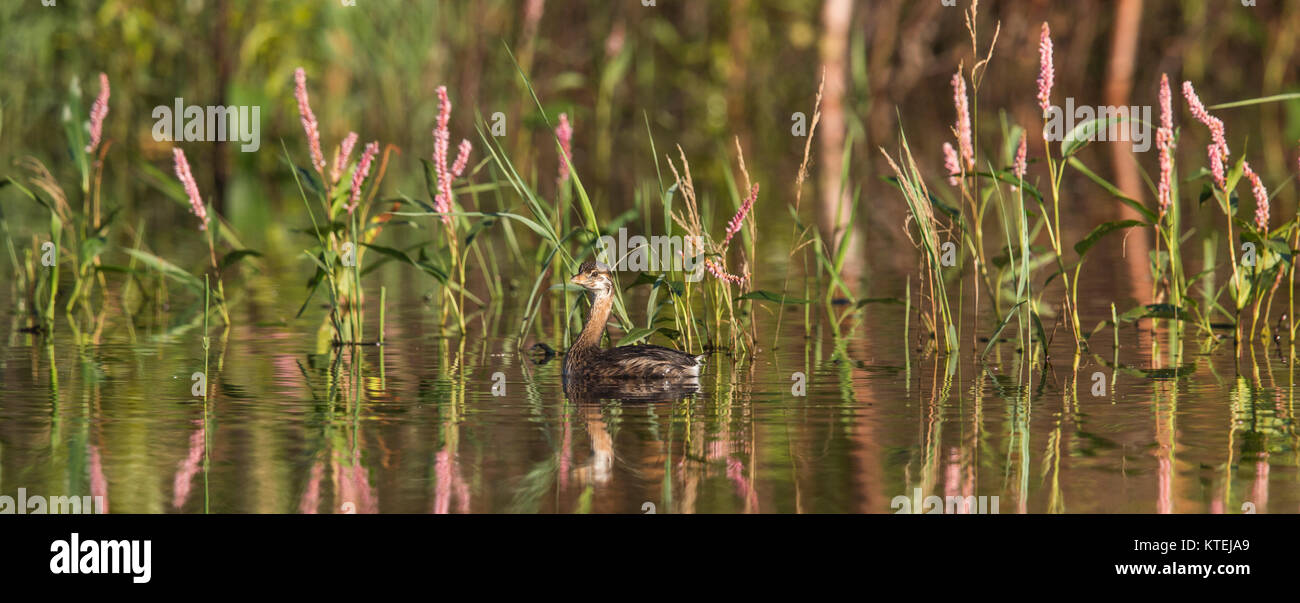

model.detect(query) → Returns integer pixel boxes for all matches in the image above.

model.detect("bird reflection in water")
[560,375,700,488]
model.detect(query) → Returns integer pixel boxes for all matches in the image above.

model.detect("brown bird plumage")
[563,260,703,382]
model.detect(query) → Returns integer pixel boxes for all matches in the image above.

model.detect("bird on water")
[563,260,704,382]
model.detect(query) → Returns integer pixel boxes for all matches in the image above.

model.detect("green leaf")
[79,236,106,265]
[1067,158,1157,224]
[123,249,204,293]
[1113,303,1190,324]
[219,249,262,270]
[1208,93,1300,110]
[395,193,438,215]
[1198,182,1214,206]
[361,243,416,267]
[1224,154,1247,200]
[982,301,1027,359]
[625,271,685,296]
[296,267,325,318]
[614,326,680,346]
[882,176,961,222]
[615,327,658,346]
[1061,112,1150,157]
[292,221,347,237]
[738,290,812,304]
[296,165,323,197]
[976,170,1043,202]
[464,215,498,245]
[1074,219,1146,257]
[2,177,50,211]
[394,210,558,243]
[415,246,450,284]
[421,158,441,205]
[1031,311,1049,354]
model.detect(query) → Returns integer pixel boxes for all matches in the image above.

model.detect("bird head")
[571,260,614,297]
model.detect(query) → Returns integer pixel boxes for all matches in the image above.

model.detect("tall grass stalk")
[882,130,957,353]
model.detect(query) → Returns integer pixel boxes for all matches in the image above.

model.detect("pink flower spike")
[332,132,358,185]
[172,148,209,231]
[942,142,961,187]
[451,139,472,178]
[1156,74,1175,216]
[1158,74,1173,134]
[1156,134,1173,216]
[1208,144,1226,190]
[86,73,110,154]
[431,86,473,225]
[1243,162,1269,231]
[1012,135,1028,192]
[704,258,746,285]
[436,86,452,131]
[951,70,974,169]
[1182,81,1230,172]
[294,68,326,175]
[555,113,574,184]
[722,183,760,250]
[348,141,380,214]
[1037,23,1055,117]
[432,86,455,224]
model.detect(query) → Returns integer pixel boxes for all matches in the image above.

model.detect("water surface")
[2,255,1296,514]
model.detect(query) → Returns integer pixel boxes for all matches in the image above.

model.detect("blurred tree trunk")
[1105,0,1143,203]
[1262,0,1299,187]
[510,0,546,185]
[1105,0,1151,305]
[818,0,862,290]
[727,0,751,137]
[211,0,231,214]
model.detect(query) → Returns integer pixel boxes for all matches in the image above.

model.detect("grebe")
[563,260,703,381]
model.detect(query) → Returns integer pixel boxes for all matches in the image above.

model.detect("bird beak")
[570,274,582,285]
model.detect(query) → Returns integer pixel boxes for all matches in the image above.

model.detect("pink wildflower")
[1208,144,1226,191]
[555,113,574,185]
[348,141,380,214]
[1037,23,1055,116]
[294,68,326,175]
[86,73,110,154]
[1156,74,1175,216]
[704,258,746,285]
[1158,74,1174,133]
[452,139,472,179]
[1243,162,1269,231]
[942,142,961,187]
[433,86,472,225]
[172,148,209,231]
[952,70,974,169]
[1012,135,1028,191]
[721,183,760,250]
[331,132,358,185]
[1183,81,1231,189]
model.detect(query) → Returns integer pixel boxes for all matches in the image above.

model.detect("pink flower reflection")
[88,444,109,513]
[726,457,759,513]
[172,422,205,509]
[299,461,324,514]
[433,449,470,514]
[1157,455,1172,514]
[1251,456,1269,514]
[335,448,377,514]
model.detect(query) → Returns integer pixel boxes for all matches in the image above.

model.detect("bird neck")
[575,292,613,351]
